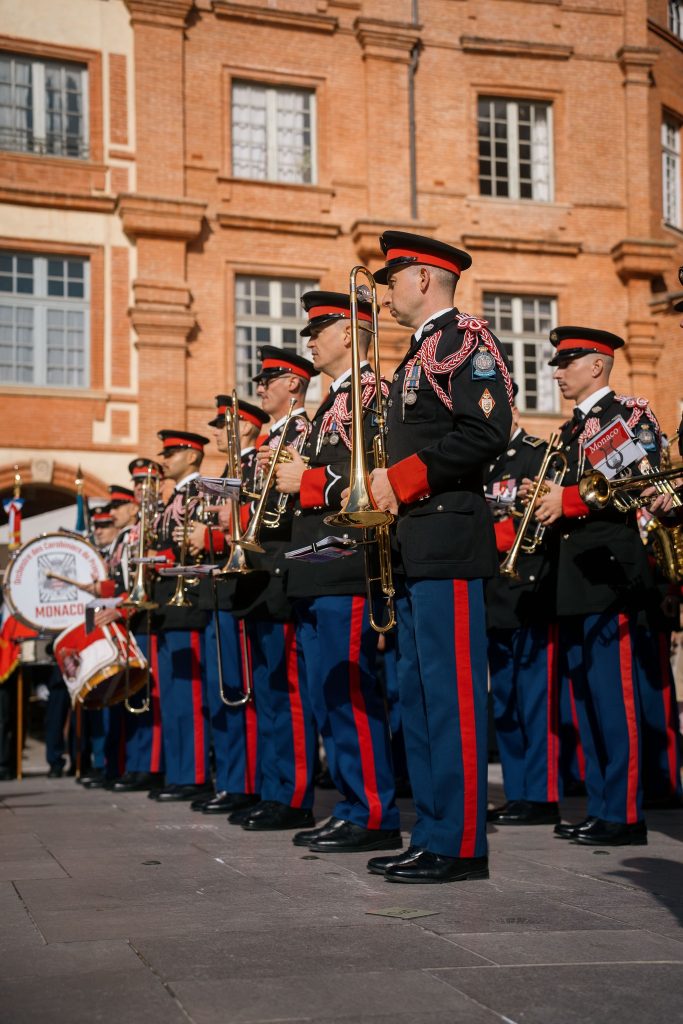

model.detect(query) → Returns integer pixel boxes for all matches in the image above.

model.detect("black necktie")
[572,407,586,427]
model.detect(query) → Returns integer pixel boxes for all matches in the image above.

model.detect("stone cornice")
[354,18,421,64]
[117,193,207,240]
[216,211,340,238]
[212,2,337,33]
[351,219,435,263]
[611,238,676,281]
[0,185,115,213]
[460,36,573,60]
[462,234,581,257]
[648,19,683,55]
[617,45,660,84]
[124,0,194,28]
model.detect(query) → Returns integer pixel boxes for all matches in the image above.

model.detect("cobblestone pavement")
[1,742,682,1023]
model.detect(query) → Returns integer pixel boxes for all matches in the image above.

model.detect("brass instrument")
[166,489,199,607]
[263,438,311,529]
[122,467,159,714]
[324,266,395,633]
[240,398,297,555]
[578,463,683,513]
[645,438,683,584]
[500,433,568,580]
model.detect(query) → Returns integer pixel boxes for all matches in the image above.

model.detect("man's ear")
[343,322,353,349]
[419,266,430,294]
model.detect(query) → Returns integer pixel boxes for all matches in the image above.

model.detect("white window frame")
[235,275,320,402]
[483,293,558,413]
[231,80,317,185]
[669,1,683,38]
[0,252,90,388]
[0,51,89,159]
[478,97,554,202]
[662,118,681,228]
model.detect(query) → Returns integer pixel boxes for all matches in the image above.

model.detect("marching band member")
[274,290,401,853]
[188,395,267,815]
[231,348,319,832]
[151,430,212,803]
[484,394,561,825]
[532,327,666,845]
[366,231,513,883]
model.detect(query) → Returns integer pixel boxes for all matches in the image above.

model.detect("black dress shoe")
[199,792,260,815]
[384,849,490,884]
[46,766,63,779]
[554,816,600,840]
[154,784,212,803]
[82,769,107,789]
[228,802,262,825]
[241,801,315,831]
[572,819,647,846]
[112,772,159,793]
[0,768,16,781]
[367,845,423,876]
[293,816,346,848]
[309,821,403,854]
[489,800,560,826]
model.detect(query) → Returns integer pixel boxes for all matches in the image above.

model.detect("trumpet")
[578,462,683,513]
[499,433,568,580]
[240,398,297,555]
[324,266,395,633]
[121,467,159,714]
[166,490,199,607]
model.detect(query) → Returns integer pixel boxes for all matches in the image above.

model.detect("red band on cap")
[556,338,615,357]
[239,409,263,428]
[92,514,113,524]
[261,357,311,380]
[132,467,161,478]
[216,405,228,417]
[386,247,462,277]
[109,490,136,503]
[307,305,372,324]
[162,436,205,451]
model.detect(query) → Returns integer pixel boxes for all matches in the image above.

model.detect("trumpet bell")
[325,509,393,529]
[238,538,266,554]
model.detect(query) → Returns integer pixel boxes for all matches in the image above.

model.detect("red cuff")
[157,547,175,567]
[240,505,251,532]
[387,453,430,505]
[562,484,590,519]
[99,579,116,598]
[204,528,226,555]
[494,517,517,554]
[300,467,327,508]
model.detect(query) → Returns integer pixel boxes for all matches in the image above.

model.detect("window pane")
[483,292,557,412]
[232,82,268,180]
[479,96,552,201]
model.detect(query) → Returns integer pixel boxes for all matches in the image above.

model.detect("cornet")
[578,462,683,513]
[324,266,396,633]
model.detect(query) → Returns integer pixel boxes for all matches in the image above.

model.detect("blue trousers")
[249,618,316,808]
[380,631,408,785]
[488,624,560,803]
[123,631,164,775]
[562,613,643,823]
[635,625,682,800]
[156,629,210,786]
[203,612,259,794]
[396,578,489,858]
[558,671,586,792]
[294,596,399,830]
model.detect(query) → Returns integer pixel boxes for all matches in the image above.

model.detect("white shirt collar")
[175,471,199,491]
[270,407,306,434]
[511,427,523,442]
[576,386,612,416]
[241,445,255,456]
[330,361,370,393]
[414,308,454,343]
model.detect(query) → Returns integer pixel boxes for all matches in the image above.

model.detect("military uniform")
[484,429,561,818]
[368,232,513,880]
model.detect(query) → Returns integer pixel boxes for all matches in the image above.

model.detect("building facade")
[0,0,682,524]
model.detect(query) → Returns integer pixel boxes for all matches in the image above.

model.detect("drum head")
[3,533,107,633]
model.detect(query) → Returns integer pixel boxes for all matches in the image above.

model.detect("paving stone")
[0,938,144,981]
[429,963,683,1024]
[441,928,683,966]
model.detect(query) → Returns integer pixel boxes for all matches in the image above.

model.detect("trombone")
[216,390,254,576]
[121,468,159,714]
[324,266,396,633]
[499,433,568,580]
[166,489,201,607]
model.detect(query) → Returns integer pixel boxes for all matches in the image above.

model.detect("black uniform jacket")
[385,308,513,580]
[483,430,556,631]
[152,475,208,632]
[233,411,310,621]
[199,453,256,614]
[553,390,661,618]
[287,369,383,599]
[105,525,132,597]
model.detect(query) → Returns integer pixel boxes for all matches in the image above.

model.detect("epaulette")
[614,395,651,410]
[522,435,545,448]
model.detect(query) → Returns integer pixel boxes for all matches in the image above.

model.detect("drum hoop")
[3,532,108,634]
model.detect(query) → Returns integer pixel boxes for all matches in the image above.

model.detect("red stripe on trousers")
[190,631,207,785]
[348,596,382,830]
[149,634,163,773]
[453,580,478,858]
[658,631,679,793]
[545,623,560,802]
[568,678,586,781]
[617,614,640,824]
[284,622,308,807]
[240,622,258,794]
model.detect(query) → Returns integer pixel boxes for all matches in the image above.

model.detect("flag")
[3,496,23,550]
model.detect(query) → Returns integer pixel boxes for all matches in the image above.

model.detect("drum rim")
[3,531,108,634]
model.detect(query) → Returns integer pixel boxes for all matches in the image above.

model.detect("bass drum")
[54,621,148,709]
[3,533,108,634]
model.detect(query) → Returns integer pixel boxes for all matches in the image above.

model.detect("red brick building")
[1,0,682,529]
